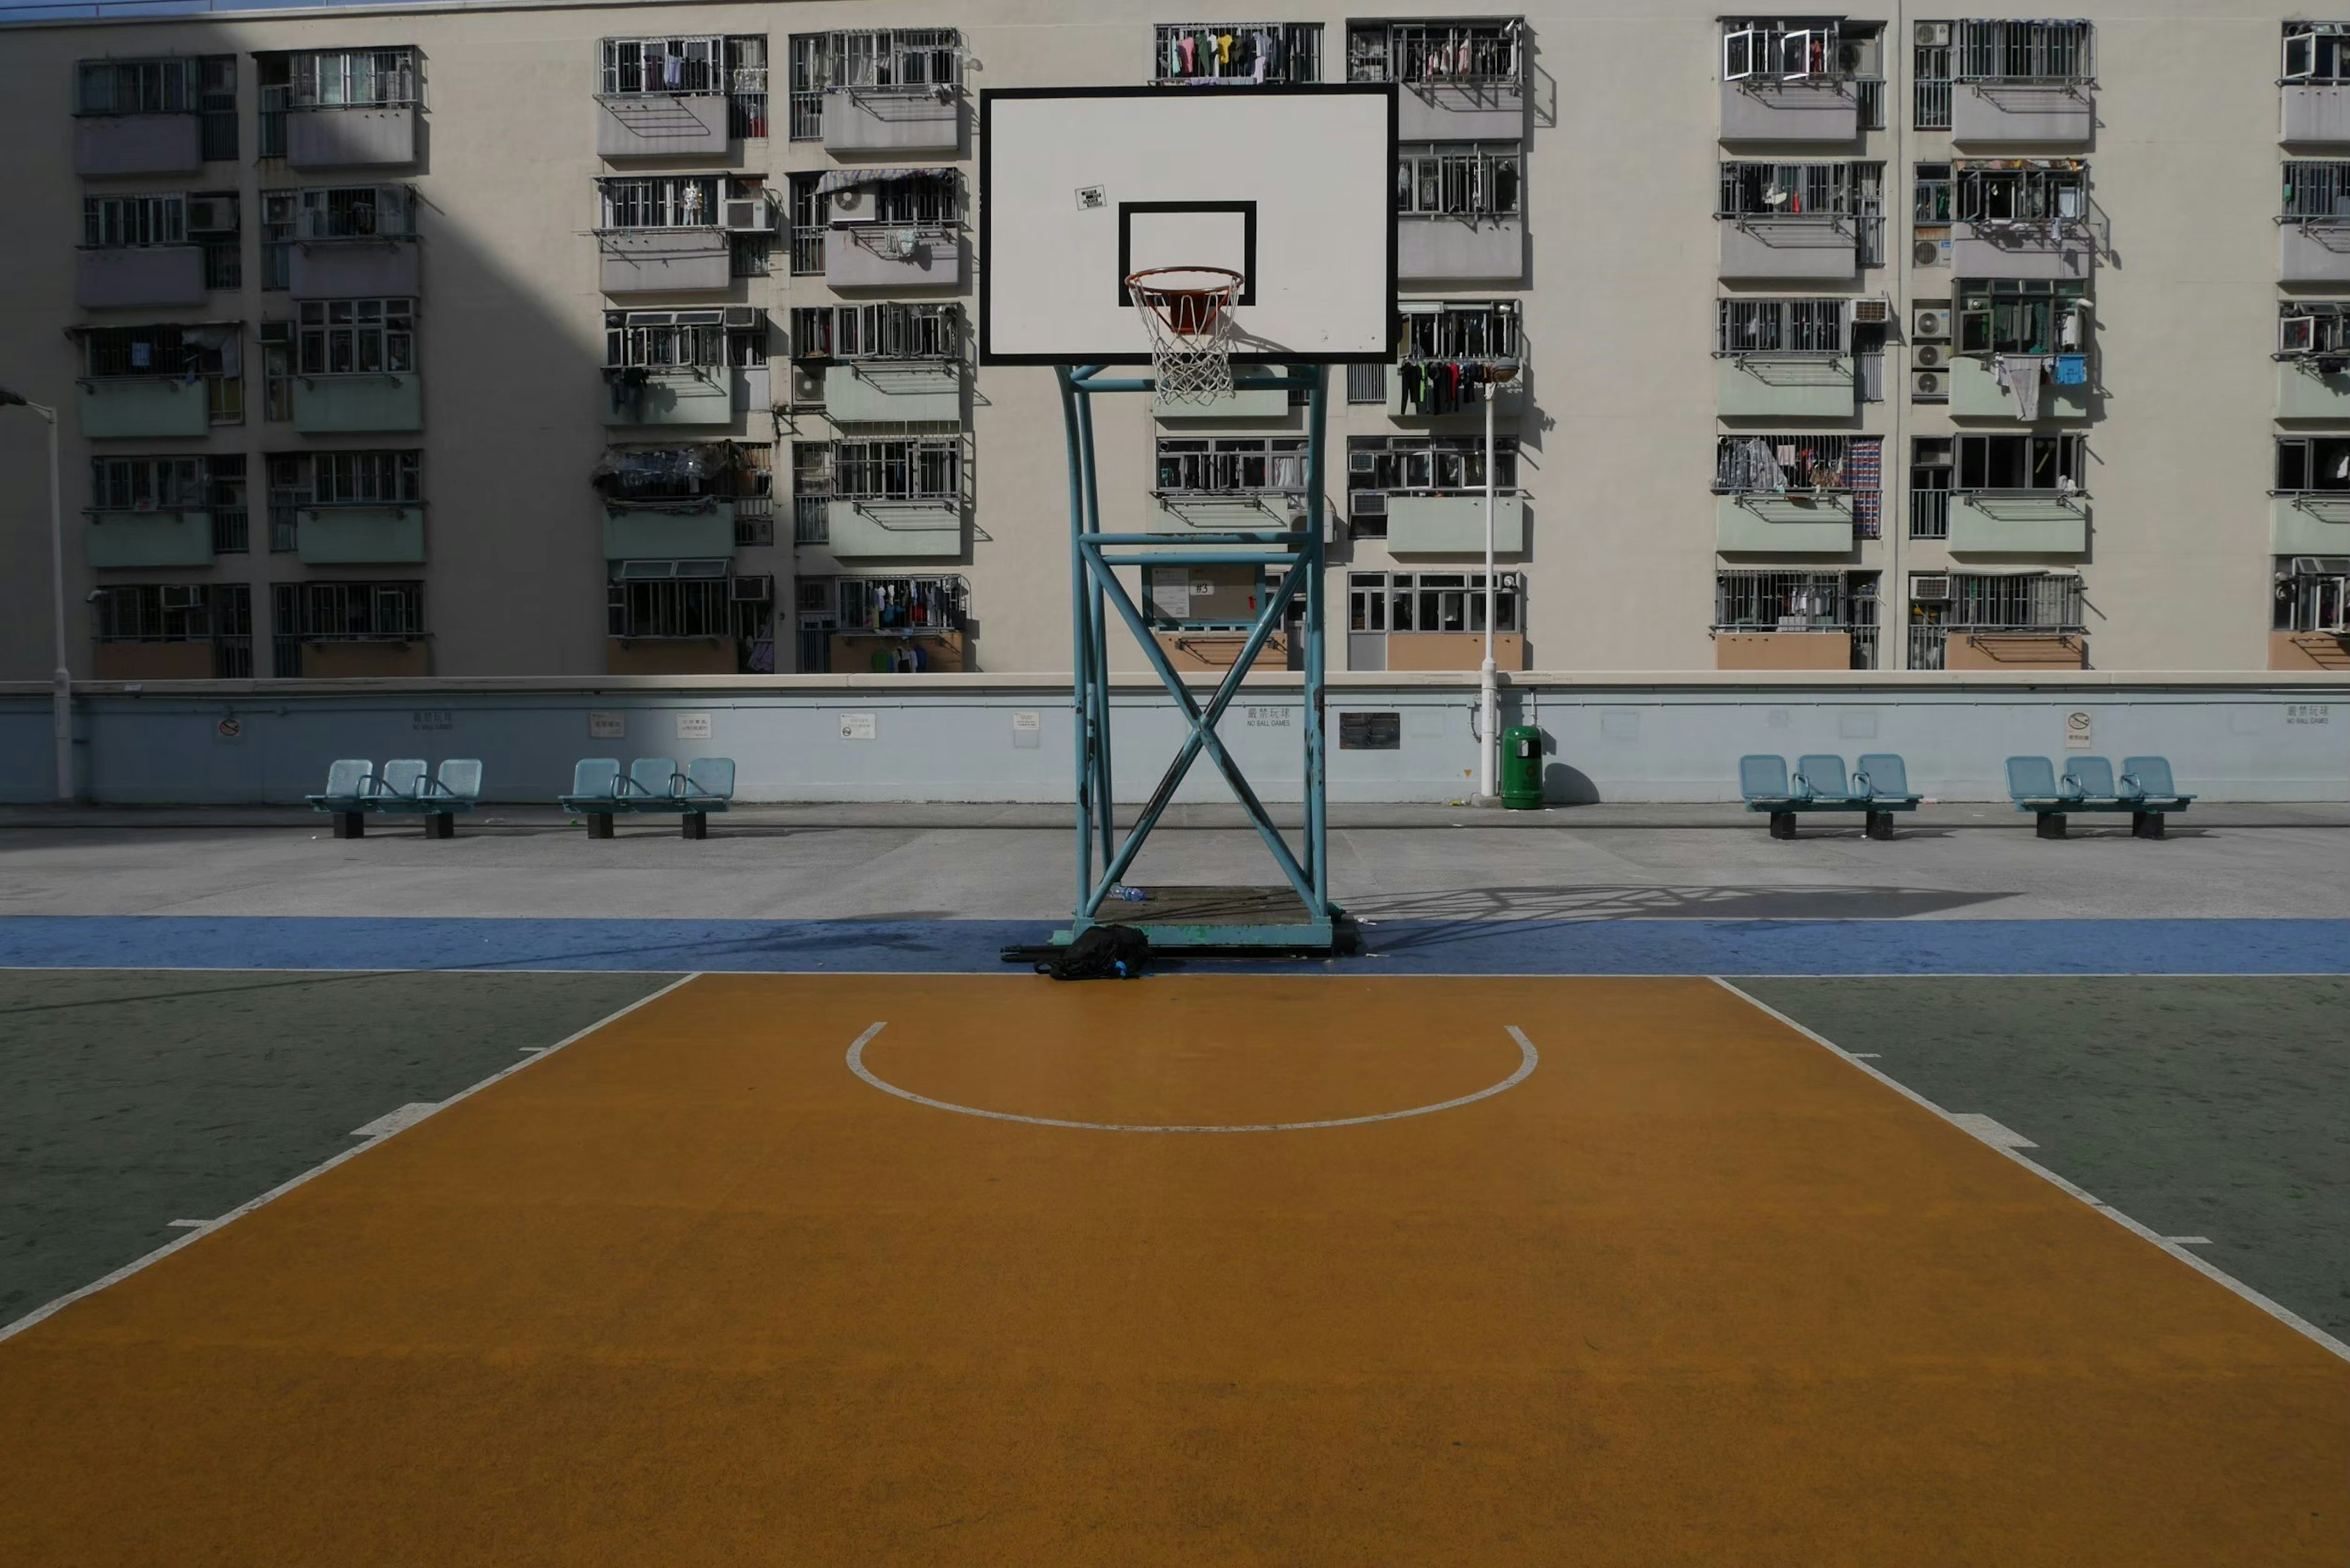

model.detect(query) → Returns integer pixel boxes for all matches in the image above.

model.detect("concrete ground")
[1,801,2345,922]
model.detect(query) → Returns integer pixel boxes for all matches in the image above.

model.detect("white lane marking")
[349,1102,439,1139]
[1849,1052,1882,1059]
[2165,1236,2214,1245]
[845,1021,1540,1134]
[0,973,704,1346]
[165,1219,209,1229]
[1709,977,2350,1364]
[1949,1113,2038,1149]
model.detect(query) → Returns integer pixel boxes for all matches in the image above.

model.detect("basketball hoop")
[1125,266,1244,403]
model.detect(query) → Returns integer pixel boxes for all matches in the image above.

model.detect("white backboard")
[980,85,1397,365]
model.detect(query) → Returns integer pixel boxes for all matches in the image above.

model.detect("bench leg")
[1769,812,1797,840]
[332,812,364,840]
[681,812,707,841]
[586,813,614,840]
[2036,811,2067,840]
[426,813,454,840]
[1864,810,1894,842]
[2133,811,2165,840]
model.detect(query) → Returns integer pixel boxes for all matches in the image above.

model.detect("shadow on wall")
[1350,883,2014,930]
[2,10,785,696]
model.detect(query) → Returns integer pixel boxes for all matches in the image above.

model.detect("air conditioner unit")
[788,365,825,408]
[186,196,237,233]
[1911,368,1945,398]
[1914,342,1947,368]
[159,585,204,610]
[722,197,773,233]
[1912,574,1951,603]
[729,574,774,603]
[1915,21,1951,48]
[1913,238,1945,267]
[1349,490,1389,517]
[1851,296,1891,324]
[722,306,763,328]
[832,185,873,220]
[1913,307,1950,340]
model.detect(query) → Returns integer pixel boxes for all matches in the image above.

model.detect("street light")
[1475,364,1520,805]
[0,385,73,802]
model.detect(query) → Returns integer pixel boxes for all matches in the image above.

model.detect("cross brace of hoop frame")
[1054,363,1337,947]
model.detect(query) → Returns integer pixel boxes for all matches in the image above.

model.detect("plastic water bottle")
[1109,884,1148,902]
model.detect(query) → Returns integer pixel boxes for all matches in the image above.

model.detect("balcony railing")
[794,493,829,545]
[734,495,774,547]
[212,507,249,553]
[1911,487,1951,539]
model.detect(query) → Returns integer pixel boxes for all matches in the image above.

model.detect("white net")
[1127,267,1244,404]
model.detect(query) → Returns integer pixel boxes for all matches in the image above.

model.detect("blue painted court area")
[0,916,2340,975]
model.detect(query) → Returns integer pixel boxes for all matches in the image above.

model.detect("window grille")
[1715,298,1845,355]
[1914,162,1953,222]
[1346,21,1520,85]
[199,54,237,160]
[604,310,766,369]
[94,583,253,674]
[297,298,416,375]
[2276,562,2350,633]
[1955,433,2084,493]
[1715,571,1879,668]
[1349,435,1519,495]
[277,47,422,110]
[594,442,771,506]
[732,235,772,278]
[789,302,962,360]
[2283,160,2350,220]
[2283,22,2350,85]
[78,323,239,390]
[313,450,422,505]
[1397,143,1521,218]
[600,35,767,137]
[75,57,203,114]
[837,575,966,632]
[1956,160,2087,225]
[789,29,963,137]
[609,575,733,638]
[1398,301,1521,360]
[1151,23,1322,84]
[788,173,827,274]
[1910,436,1953,539]
[1712,435,1879,492]
[1914,29,1954,129]
[798,438,961,502]
[1718,161,1869,218]
[1347,572,1521,635]
[1906,570,2082,669]
[88,455,207,511]
[821,170,963,226]
[1954,19,2093,83]
[83,195,186,248]
[599,175,724,230]
[1157,437,1311,495]
[1956,278,2087,356]
[271,581,425,671]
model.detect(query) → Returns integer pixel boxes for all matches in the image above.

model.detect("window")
[2283,161,2350,221]
[94,583,253,674]
[1914,162,1952,222]
[75,56,204,114]
[1915,24,1953,129]
[2285,22,2350,84]
[1927,572,2084,627]
[593,442,771,504]
[1718,160,1873,218]
[1348,572,1521,635]
[258,323,293,420]
[1347,21,1520,84]
[837,575,966,632]
[2275,435,2350,491]
[88,455,209,512]
[1157,438,1311,495]
[278,48,422,109]
[820,169,961,226]
[1350,435,1518,498]
[610,573,733,639]
[798,438,962,502]
[1956,433,2084,492]
[1714,569,1876,629]
[605,309,766,369]
[1151,23,1322,84]
[259,187,414,289]
[297,299,416,375]
[1398,300,1521,360]
[1955,160,2086,226]
[1953,19,2093,83]
[77,324,242,421]
[2280,300,2350,357]
[1720,20,1877,83]
[1910,436,1953,539]
[601,35,767,136]
[1956,278,2087,356]
[1712,434,1877,492]
[788,29,963,136]
[1397,143,1521,218]
[311,450,422,505]
[598,175,726,230]
[272,582,425,643]
[1715,297,1845,354]
[789,302,961,360]
[83,195,185,248]
[2276,561,2350,633]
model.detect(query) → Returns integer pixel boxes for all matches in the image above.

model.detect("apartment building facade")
[0,0,2340,681]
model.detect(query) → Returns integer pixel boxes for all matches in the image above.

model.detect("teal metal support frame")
[1053,362,1340,952]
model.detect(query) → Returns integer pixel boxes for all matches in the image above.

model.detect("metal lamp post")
[1475,365,1518,804]
[0,386,73,801]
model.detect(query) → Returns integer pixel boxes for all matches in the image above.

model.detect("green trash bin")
[1501,725,1545,810]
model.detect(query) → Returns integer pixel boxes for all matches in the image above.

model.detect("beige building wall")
[0,1,2319,680]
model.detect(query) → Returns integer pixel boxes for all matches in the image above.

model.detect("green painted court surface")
[4,969,2343,1342]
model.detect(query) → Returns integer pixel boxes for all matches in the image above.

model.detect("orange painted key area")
[1,974,2342,1566]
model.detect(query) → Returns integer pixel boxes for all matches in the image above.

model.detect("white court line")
[845,1021,1540,1133]
[0,972,703,1347]
[1710,976,2350,1364]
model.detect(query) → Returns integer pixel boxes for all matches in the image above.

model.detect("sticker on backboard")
[677,713,713,741]
[1075,185,1106,211]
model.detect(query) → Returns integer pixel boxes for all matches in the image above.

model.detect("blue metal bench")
[560,756,737,838]
[306,758,482,838]
[2007,755,2194,838]
[1740,752,1923,840]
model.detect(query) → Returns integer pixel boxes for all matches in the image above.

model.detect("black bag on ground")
[1037,925,1149,981]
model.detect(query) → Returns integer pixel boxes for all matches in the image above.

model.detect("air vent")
[1912,574,1951,603]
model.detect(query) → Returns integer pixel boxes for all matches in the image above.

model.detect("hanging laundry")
[2053,354,2087,386]
[1995,354,2050,421]
[1216,32,1234,69]
[1176,35,1194,73]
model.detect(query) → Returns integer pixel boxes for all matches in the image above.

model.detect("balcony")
[1951,83,2093,146]
[1948,356,2089,421]
[2283,84,2350,146]
[1155,370,1291,423]
[1938,630,2086,670]
[1716,356,1855,417]
[824,226,961,289]
[1718,217,1856,282]
[294,506,427,564]
[1714,493,1855,553]
[84,510,213,569]
[1718,80,1859,143]
[1947,492,2087,553]
[1395,80,1523,141]
[824,362,960,424]
[2277,359,2350,418]
[1397,217,1523,285]
[286,106,419,170]
[1385,493,1526,554]
[602,367,742,427]
[602,505,736,561]
[595,94,730,158]
[2280,221,2350,283]
[78,378,211,439]
[1386,367,1525,420]
[820,498,961,558]
[1715,631,1854,670]
[292,372,423,435]
[1951,223,2095,280]
[289,238,420,299]
[2272,493,2350,554]
[602,230,732,294]
[73,113,201,177]
[1151,492,1305,535]
[77,247,206,310]
[822,88,961,154]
